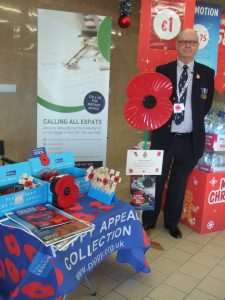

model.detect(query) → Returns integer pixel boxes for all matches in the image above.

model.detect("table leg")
[62,276,96,299]
[85,276,97,296]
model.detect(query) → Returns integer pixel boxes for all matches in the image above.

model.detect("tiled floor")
[66,176,225,300]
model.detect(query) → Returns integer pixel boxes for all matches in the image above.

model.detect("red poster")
[137,0,196,72]
[215,15,225,94]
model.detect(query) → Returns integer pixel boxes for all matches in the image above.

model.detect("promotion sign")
[215,15,225,94]
[137,0,196,72]
[37,9,111,167]
[194,2,222,73]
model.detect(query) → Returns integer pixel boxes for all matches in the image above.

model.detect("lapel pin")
[196,74,200,79]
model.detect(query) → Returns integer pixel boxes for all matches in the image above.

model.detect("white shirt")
[171,60,194,133]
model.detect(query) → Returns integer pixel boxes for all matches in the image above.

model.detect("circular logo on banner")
[153,8,181,40]
[84,91,105,114]
[194,24,209,50]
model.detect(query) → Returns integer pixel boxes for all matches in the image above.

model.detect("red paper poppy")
[21,281,55,299]
[4,234,21,256]
[124,72,173,130]
[51,175,79,209]
[72,212,95,222]
[39,154,50,166]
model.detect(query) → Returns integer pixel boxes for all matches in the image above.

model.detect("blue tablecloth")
[0,195,150,300]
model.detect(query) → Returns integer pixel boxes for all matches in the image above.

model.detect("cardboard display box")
[0,162,48,217]
[29,152,90,203]
[180,169,225,234]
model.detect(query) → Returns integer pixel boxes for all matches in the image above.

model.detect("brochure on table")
[0,162,48,217]
[6,203,95,250]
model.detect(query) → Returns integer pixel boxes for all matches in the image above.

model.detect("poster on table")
[194,2,222,73]
[215,14,225,94]
[137,0,196,72]
[37,9,112,167]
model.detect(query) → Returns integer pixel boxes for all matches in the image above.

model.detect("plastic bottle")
[211,111,225,135]
[204,110,214,133]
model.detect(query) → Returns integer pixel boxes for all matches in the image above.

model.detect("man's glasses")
[177,40,199,46]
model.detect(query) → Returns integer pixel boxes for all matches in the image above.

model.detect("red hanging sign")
[137,0,196,72]
[215,15,225,94]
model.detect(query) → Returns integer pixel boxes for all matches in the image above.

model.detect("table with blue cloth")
[0,195,150,300]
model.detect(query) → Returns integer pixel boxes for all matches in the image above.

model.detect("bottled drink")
[211,111,225,134]
[204,110,214,133]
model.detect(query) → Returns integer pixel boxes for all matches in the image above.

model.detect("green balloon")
[98,16,112,62]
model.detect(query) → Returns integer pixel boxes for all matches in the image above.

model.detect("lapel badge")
[196,73,200,79]
[201,88,208,100]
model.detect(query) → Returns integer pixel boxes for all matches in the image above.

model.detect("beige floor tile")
[174,239,202,254]
[201,243,225,258]
[191,250,221,268]
[184,231,211,245]
[219,257,225,267]
[209,265,225,282]
[149,235,178,250]
[147,283,187,300]
[132,269,167,288]
[165,271,199,293]
[161,247,192,264]
[146,247,163,261]
[114,278,153,300]
[100,290,129,300]
[151,256,180,275]
[84,273,120,296]
[212,234,225,248]
[101,262,136,282]
[197,276,225,299]
[184,288,220,300]
[178,260,210,280]
[218,229,225,237]
[66,284,100,300]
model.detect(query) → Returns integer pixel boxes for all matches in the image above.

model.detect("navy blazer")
[151,60,215,160]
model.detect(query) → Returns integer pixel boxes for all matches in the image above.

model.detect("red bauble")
[118,15,131,28]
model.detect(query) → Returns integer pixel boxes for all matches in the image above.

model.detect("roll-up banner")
[37,9,112,167]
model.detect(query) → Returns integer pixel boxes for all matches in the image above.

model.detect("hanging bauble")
[118,15,131,28]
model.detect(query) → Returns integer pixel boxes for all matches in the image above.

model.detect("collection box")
[180,169,225,234]
[0,162,48,217]
[28,152,90,203]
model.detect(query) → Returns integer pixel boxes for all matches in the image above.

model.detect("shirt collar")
[177,60,194,72]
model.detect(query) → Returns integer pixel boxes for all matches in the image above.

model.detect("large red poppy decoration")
[124,72,173,130]
[50,175,79,209]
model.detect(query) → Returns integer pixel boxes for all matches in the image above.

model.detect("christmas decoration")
[118,0,132,28]
[118,15,131,28]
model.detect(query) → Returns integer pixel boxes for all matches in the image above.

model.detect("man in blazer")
[142,28,215,238]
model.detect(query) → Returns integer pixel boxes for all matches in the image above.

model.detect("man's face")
[176,30,199,62]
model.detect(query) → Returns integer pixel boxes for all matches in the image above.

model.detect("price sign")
[137,0,196,72]
[194,24,209,50]
[153,8,181,41]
